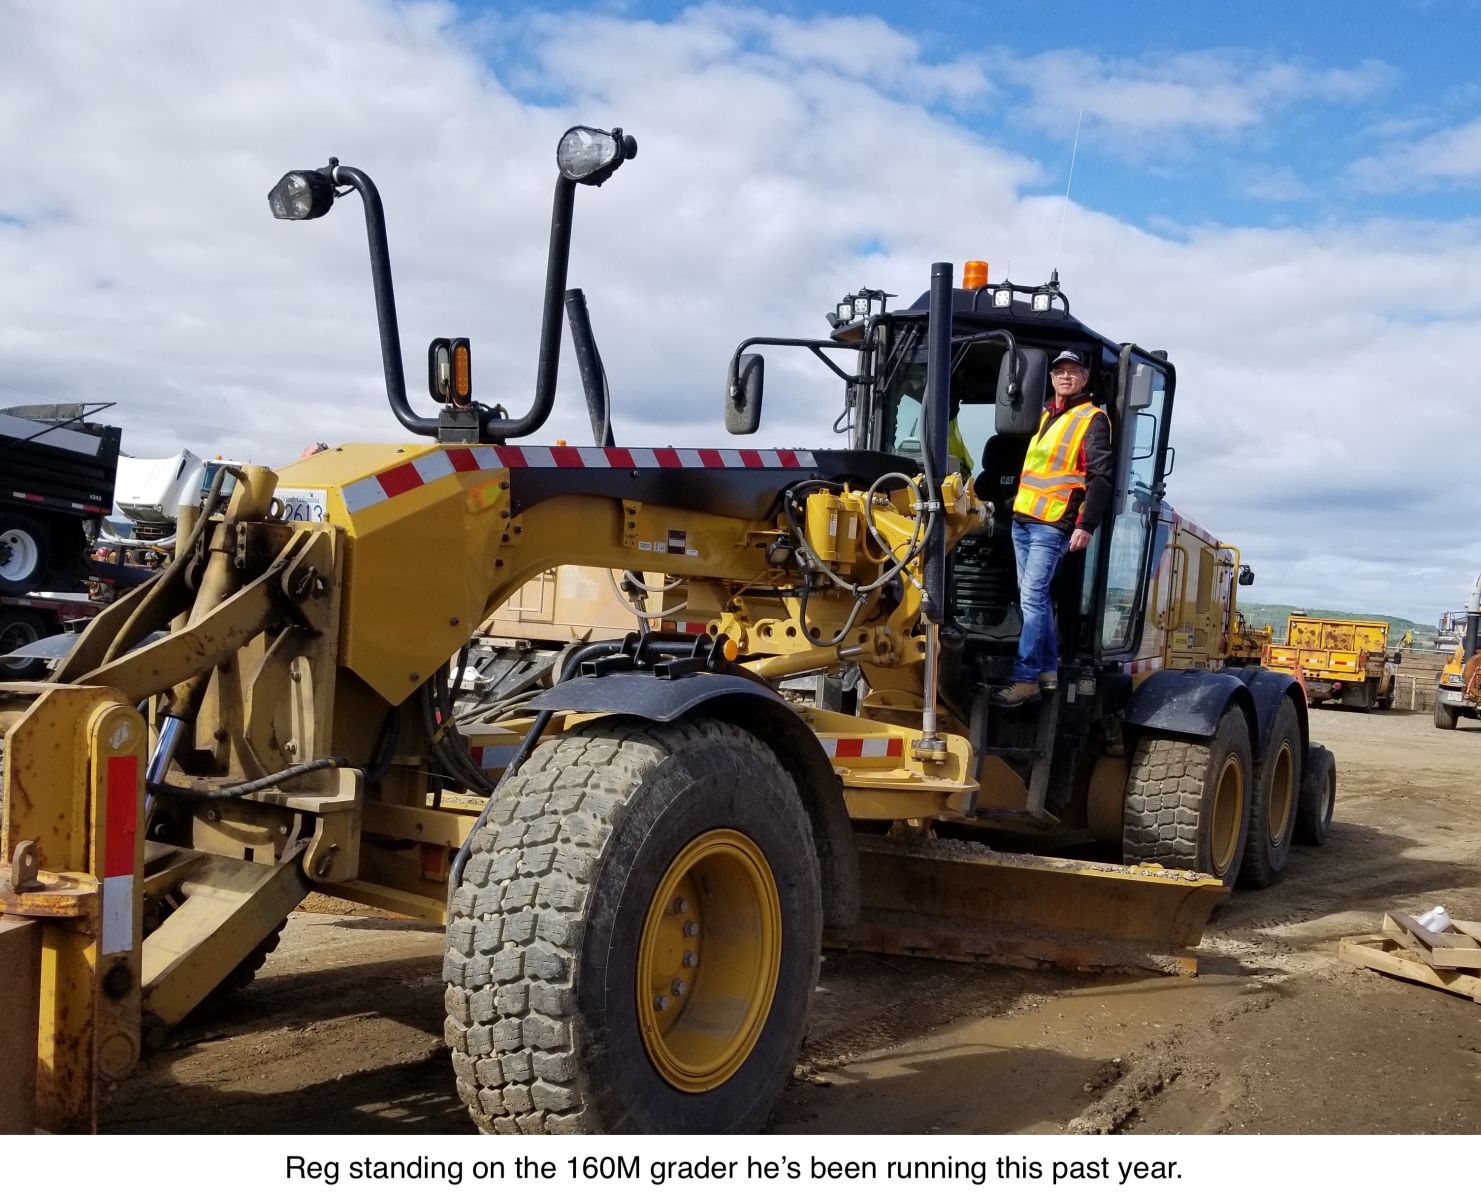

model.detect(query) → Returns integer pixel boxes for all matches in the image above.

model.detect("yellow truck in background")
[1263,613,1396,711]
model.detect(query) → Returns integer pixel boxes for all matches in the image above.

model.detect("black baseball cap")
[1050,350,1086,369]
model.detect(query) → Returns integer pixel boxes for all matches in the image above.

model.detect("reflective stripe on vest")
[1013,402,1106,524]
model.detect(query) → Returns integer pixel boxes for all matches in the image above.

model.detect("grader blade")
[827,834,1227,975]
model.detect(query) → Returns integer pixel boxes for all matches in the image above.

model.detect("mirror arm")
[950,329,1020,398]
[727,336,863,389]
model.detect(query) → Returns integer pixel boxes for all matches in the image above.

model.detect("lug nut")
[683,921,698,937]
[672,897,688,914]
[683,951,698,968]
[671,979,686,996]
[653,994,668,1012]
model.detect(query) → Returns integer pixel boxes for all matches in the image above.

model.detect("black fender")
[1221,666,1309,761]
[1122,667,1257,745]
[529,671,858,929]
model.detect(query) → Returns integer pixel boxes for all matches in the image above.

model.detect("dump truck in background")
[0,404,120,595]
[1263,612,1396,711]
[0,405,121,677]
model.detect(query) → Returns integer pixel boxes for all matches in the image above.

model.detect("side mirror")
[1239,565,1255,586]
[995,347,1046,437]
[725,353,765,435]
[1128,362,1158,410]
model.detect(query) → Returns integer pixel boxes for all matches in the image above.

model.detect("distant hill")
[1238,603,1431,648]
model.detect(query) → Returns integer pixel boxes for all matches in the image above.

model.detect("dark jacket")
[1014,392,1113,535]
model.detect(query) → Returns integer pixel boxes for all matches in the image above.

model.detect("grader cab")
[1,126,1332,1135]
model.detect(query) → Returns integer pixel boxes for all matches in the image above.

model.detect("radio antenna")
[1054,109,1084,272]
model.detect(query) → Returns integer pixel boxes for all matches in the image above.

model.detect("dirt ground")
[101,708,1481,1135]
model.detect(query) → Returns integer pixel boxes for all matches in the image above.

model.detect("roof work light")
[557,126,638,186]
[268,169,336,221]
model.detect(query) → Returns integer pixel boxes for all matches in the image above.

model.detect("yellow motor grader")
[0,126,1334,1136]
[1434,574,1481,728]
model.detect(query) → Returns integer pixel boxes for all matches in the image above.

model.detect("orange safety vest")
[1013,400,1107,524]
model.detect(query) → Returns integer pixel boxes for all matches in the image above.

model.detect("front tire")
[1239,697,1300,888]
[1123,708,1253,890]
[443,716,822,1134]
[1434,694,1459,729]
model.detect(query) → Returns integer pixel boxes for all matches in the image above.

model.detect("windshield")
[877,325,1005,474]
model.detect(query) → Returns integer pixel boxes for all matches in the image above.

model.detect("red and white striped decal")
[6,489,107,514]
[674,621,708,635]
[1122,655,1165,679]
[1170,508,1215,545]
[816,735,904,761]
[100,754,139,956]
[341,446,819,515]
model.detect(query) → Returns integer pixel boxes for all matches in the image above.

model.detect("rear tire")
[1123,708,1253,890]
[1293,743,1336,846]
[1238,697,1300,888]
[0,608,50,681]
[1434,694,1459,729]
[0,513,49,596]
[443,715,822,1134]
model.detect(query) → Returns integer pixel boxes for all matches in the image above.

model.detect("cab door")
[1091,345,1176,661]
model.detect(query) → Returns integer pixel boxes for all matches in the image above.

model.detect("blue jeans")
[1011,520,1069,683]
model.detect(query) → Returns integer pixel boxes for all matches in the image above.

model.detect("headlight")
[268,170,335,221]
[557,125,637,185]
[1445,673,1464,685]
[992,287,1013,307]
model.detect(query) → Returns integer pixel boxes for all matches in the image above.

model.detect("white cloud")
[1001,49,1391,142]
[1351,115,1481,190]
[0,2,1473,619]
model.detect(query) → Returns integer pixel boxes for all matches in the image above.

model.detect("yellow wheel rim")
[1210,752,1244,877]
[635,829,781,1093]
[1266,742,1294,846]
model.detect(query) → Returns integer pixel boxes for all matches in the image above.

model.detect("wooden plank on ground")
[1340,934,1481,1005]
[1382,913,1481,970]
[1451,918,1481,943]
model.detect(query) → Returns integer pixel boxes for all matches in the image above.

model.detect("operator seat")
[974,434,1028,518]
[950,434,1030,640]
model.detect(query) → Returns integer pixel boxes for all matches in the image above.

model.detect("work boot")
[990,680,1041,707]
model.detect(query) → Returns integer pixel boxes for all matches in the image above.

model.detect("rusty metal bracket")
[9,840,38,892]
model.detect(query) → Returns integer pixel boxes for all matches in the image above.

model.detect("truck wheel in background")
[1433,694,1459,730]
[444,715,822,1134]
[1123,708,1253,891]
[0,608,50,682]
[1293,743,1337,846]
[0,513,49,596]
[1238,697,1300,887]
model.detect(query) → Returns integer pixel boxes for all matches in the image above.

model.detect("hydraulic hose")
[146,757,350,802]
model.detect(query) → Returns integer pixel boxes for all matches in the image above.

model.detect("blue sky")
[2,0,1480,618]
[460,0,1481,227]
